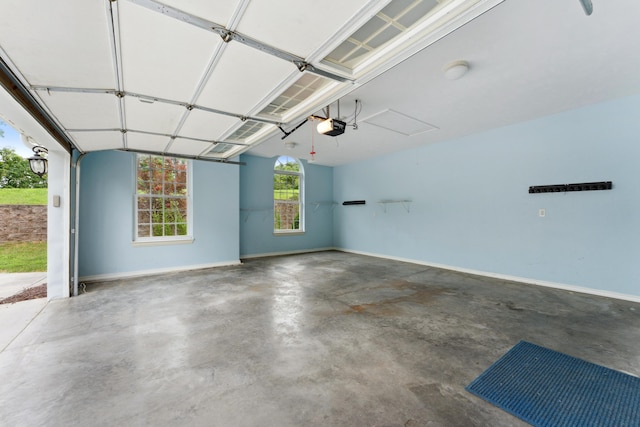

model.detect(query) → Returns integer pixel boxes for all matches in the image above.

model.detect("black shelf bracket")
[529,181,612,194]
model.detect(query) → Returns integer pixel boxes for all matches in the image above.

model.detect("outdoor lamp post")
[28,146,48,178]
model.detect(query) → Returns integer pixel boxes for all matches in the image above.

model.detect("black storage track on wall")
[529,181,612,194]
[342,200,366,205]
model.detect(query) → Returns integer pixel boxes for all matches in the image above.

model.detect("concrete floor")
[0,272,47,300]
[1,251,639,426]
[0,272,48,352]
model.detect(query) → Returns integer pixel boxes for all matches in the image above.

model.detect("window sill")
[273,231,305,236]
[132,237,194,247]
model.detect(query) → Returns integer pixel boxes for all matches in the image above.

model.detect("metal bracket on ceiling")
[293,61,350,83]
[219,31,233,43]
[128,0,352,84]
[31,86,114,95]
[0,58,74,154]
[278,117,309,140]
[120,147,246,165]
[66,127,250,148]
[30,86,282,126]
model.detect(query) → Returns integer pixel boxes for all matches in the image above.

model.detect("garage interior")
[2,252,639,426]
[1,0,639,425]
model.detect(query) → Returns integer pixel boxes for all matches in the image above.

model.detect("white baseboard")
[241,247,336,260]
[78,248,640,304]
[79,260,242,283]
[336,248,640,304]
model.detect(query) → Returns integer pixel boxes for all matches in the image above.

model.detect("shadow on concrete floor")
[0,272,47,300]
[0,272,47,352]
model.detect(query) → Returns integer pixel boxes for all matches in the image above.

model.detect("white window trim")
[132,236,194,247]
[133,155,194,244]
[274,158,305,234]
[273,231,305,237]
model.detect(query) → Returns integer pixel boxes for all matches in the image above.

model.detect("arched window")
[274,156,304,233]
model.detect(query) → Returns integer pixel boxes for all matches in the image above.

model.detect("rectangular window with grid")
[274,156,303,233]
[135,154,191,242]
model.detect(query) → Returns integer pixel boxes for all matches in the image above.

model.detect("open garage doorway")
[0,82,72,302]
[0,119,48,303]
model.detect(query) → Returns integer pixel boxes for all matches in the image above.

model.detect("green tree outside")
[274,159,300,200]
[274,157,301,230]
[137,155,188,237]
[0,125,48,273]
[0,147,47,188]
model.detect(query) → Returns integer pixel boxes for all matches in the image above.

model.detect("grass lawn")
[0,241,47,272]
[274,189,299,200]
[0,188,47,205]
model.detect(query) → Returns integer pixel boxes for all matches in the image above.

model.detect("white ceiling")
[1,0,639,166]
[252,0,640,165]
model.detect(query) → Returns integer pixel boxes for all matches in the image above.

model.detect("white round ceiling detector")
[443,60,469,80]
[284,141,297,150]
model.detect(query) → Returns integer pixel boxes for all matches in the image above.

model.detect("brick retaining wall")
[275,202,299,230]
[0,205,47,242]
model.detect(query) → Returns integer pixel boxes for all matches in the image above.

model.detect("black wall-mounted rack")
[529,181,612,194]
[342,200,366,205]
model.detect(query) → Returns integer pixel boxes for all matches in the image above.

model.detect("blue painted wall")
[77,95,640,296]
[78,151,239,277]
[239,154,334,257]
[333,95,640,296]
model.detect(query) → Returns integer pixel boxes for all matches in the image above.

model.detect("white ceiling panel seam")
[106,0,125,92]
[0,50,81,152]
[169,3,231,145]
[118,0,219,103]
[106,0,126,149]
[195,42,294,117]
[30,92,84,152]
[30,86,283,126]
[119,148,244,165]
[186,43,227,106]
[31,87,115,95]
[0,45,34,93]
[30,92,118,127]
[66,128,250,147]
[0,0,117,88]
[2,0,530,162]
[127,0,350,84]
[118,95,127,150]
[66,128,122,133]
[227,0,251,31]
[193,104,279,126]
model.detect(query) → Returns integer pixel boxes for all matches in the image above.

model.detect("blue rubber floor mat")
[466,341,640,426]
